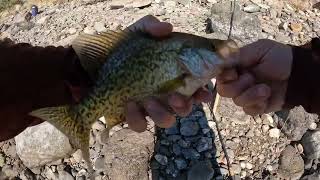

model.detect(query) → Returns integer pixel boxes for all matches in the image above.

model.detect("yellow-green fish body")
[29,29,237,179]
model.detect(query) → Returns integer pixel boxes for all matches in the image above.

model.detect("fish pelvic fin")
[29,106,96,179]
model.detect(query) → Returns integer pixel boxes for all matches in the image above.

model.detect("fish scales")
[29,29,238,179]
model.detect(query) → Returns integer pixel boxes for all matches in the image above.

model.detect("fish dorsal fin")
[71,29,132,80]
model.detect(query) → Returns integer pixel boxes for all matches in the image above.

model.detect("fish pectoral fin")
[71,29,133,80]
[29,106,96,178]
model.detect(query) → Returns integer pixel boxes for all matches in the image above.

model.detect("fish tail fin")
[29,106,96,179]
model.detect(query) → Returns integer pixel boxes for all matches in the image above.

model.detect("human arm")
[0,15,211,140]
[215,37,320,116]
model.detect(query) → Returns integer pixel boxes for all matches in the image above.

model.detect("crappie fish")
[29,28,238,178]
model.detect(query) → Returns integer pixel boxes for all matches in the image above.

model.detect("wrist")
[283,39,320,112]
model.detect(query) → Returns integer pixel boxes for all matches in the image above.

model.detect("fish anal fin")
[29,106,95,179]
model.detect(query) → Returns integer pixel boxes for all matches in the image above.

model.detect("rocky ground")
[0,0,320,179]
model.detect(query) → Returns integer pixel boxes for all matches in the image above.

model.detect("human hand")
[216,39,293,116]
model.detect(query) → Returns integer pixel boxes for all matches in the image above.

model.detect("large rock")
[187,160,215,180]
[206,1,262,45]
[277,145,304,180]
[15,122,74,168]
[103,128,154,180]
[276,106,319,141]
[301,130,320,160]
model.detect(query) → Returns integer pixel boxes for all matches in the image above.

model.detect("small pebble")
[266,165,273,171]
[296,144,304,154]
[246,129,254,137]
[245,162,253,170]
[154,154,168,165]
[258,154,265,160]
[180,121,199,136]
[240,161,246,169]
[68,28,77,34]
[290,22,303,33]
[243,4,260,13]
[83,26,96,35]
[231,164,241,174]
[262,124,270,133]
[172,144,181,156]
[240,170,247,178]
[261,114,274,126]
[0,153,5,167]
[174,158,187,170]
[178,139,190,148]
[309,122,317,130]
[269,128,281,138]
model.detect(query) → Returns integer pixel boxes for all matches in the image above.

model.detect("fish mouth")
[178,48,224,80]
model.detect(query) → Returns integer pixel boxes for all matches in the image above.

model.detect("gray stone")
[160,139,170,146]
[0,153,4,167]
[166,161,179,177]
[301,130,320,159]
[202,128,211,134]
[13,13,27,24]
[44,166,58,180]
[83,26,96,34]
[243,4,260,13]
[103,129,153,179]
[276,106,319,141]
[131,0,152,8]
[198,117,209,129]
[94,22,107,33]
[188,161,214,180]
[19,169,36,180]
[275,33,291,43]
[172,144,182,156]
[36,16,49,24]
[302,171,320,180]
[15,122,74,168]
[72,149,83,163]
[196,137,213,152]
[277,145,304,180]
[178,139,190,148]
[94,157,105,171]
[159,146,171,156]
[68,28,77,35]
[177,0,190,5]
[154,8,166,16]
[165,125,179,135]
[155,154,168,165]
[209,1,262,45]
[164,1,176,8]
[181,148,200,160]
[58,170,74,180]
[150,159,161,170]
[180,121,199,136]
[175,158,187,170]
[231,164,241,174]
[168,135,181,142]
[269,128,281,138]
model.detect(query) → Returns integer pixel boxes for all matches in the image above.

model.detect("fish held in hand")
[29,29,238,178]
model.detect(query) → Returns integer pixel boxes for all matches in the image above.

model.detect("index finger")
[127,15,173,37]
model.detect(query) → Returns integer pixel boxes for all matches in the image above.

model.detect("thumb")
[237,39,277,68]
